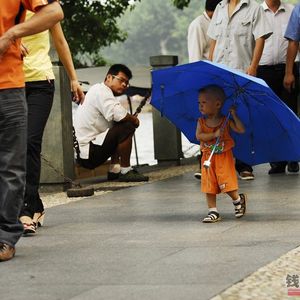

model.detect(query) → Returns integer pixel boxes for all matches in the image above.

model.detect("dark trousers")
[20,81,54,218]
[257,63,299,113]
[79,121,135,170]
[235,159,253,174]
[0,88,27,246]
[257,63,299,168]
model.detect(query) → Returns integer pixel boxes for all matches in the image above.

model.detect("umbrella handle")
[203,112,231,169]
[203,136,221,168]
[133,92,151,116]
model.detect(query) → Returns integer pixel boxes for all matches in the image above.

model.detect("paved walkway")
[1,163,300,300]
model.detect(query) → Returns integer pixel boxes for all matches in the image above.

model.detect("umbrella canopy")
[151,60,300,166]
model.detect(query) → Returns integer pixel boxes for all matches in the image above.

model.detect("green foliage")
[172,0,192,9]
[60,0,138,67]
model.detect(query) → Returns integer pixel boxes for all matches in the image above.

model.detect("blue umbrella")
[151,60,300,166]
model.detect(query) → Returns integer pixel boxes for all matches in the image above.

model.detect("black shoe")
[268,166,286,174]
[119,169,149,182]
[107,171,120,181]
[287,162,299,173]
[194,169,201,180]
[0,243,15,262]
[202,211,221,223]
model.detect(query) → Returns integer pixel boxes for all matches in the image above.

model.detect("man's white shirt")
[187,11,211,62]
[260,1,295,65]
[73,82,127,159]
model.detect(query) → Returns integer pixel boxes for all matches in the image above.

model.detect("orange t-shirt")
[198,116,235,154]
[0,0,55,90]
[199,116,238,194]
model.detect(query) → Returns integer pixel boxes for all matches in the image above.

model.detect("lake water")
[131,112,199,166]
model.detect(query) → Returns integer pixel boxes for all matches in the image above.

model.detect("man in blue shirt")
[284,4,300,93]
[282,4,300,174]
[258,1,299,175]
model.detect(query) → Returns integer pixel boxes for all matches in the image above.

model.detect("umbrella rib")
[232,81,271,104]
[234,80,274,160]
[241,89,292,158]
[159,84,165,117]
[240,92,255,158]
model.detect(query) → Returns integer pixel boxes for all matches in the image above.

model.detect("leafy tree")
[172,0,192,9]
[60,0,138,67]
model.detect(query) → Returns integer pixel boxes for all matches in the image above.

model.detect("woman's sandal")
[33,211,45,227]
[202,211,221,223]
[20,216,36,234]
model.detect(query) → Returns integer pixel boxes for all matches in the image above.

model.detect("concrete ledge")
[74,161,110,180]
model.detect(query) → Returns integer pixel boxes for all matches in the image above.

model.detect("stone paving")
[212,246,300,300]
[38,162,300,300]
[41,163,198,208]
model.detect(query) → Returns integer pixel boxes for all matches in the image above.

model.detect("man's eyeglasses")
[112,75,130,87]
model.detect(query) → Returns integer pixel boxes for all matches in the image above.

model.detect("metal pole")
[127,95,139,166]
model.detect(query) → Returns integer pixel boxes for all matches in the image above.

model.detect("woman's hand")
[71,80,85,104]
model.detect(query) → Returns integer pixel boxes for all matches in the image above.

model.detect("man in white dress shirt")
[257,0,299,174]
[187,0,222,62]
[74,64,149,182]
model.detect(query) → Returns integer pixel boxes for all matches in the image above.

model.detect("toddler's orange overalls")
[199,117,238,194]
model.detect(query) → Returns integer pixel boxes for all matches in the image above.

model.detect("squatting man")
[74,64,149,182]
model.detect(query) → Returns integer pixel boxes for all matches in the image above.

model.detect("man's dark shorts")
[79,121,135,169]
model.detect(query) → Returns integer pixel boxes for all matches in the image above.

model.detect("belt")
[258,64,285,71]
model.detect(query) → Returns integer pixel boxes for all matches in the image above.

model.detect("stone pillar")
[150,55,183,164]
[40,65,75,185]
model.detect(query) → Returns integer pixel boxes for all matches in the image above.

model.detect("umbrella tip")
[203,160,211,168]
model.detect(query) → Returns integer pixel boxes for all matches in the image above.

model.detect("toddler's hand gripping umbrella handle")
[203,112,231,169]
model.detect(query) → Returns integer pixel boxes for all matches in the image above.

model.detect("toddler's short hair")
[199,85,226,104]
